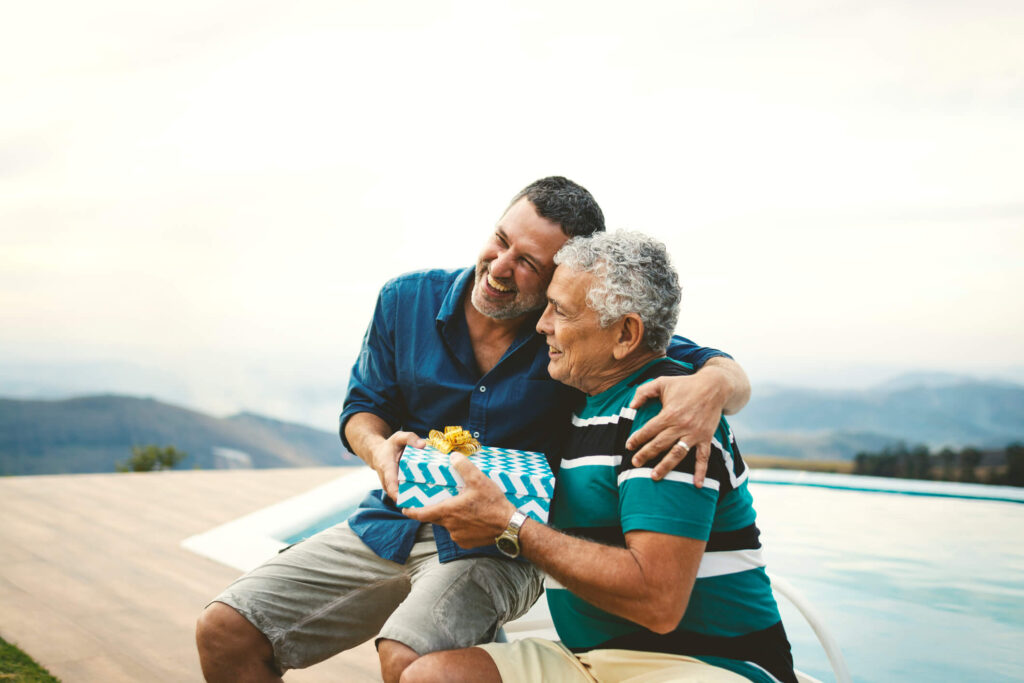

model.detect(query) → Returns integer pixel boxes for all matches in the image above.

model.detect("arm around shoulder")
[624,354,751,483]
[664,336,751,416]
[703,356,751,416]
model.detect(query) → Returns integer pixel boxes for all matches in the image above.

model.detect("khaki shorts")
[212,523,543,673]
[477,638,751,683]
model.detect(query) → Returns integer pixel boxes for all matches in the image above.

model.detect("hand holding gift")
[395,426,554,526]
[371,430,426,501]
[402,453,517,548]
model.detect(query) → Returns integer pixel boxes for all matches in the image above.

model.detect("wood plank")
[0,468,383,681]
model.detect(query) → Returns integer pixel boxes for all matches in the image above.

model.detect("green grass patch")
[0,636,59,682]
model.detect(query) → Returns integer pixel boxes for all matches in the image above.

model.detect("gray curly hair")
[553,230,681,353]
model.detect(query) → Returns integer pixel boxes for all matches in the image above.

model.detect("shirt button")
[479,385,487,392]
[473,431,480,438]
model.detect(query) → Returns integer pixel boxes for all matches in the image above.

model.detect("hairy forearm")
[344,412,392,468]
[703,357,751,415]
[518,521,689,633]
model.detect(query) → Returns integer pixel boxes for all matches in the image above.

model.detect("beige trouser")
[478,638,752,683]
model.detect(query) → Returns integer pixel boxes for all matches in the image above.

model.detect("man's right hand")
[371,431,426,501]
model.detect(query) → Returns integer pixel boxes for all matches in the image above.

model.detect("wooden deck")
[0,468,382,682]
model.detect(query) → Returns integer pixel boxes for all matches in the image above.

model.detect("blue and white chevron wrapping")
[396,445,554,523]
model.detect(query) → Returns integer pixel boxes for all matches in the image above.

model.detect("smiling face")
[470,197,568,321]
[535,265,624,395]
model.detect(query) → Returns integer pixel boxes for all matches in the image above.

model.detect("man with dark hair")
[509,175,607,237]
[196,177,751,683]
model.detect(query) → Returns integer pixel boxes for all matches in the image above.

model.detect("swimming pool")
[751,480,1024,682]
[184,469,1024,681]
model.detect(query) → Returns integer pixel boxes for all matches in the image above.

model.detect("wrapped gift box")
[397,444,554,523]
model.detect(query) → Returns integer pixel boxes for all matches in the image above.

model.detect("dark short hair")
[509,176,605,237]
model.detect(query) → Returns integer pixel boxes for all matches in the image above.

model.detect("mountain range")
[0,395,359,476]
[730,373,1024,459]
[1,372,1022,474]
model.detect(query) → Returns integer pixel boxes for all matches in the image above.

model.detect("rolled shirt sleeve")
[339,279,405,451]
[666,335,731,368]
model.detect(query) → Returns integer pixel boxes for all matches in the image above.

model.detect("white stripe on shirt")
[696,548,766,578]
[560,455,622,469]
[618,467,721,491]
[570,406,637,427]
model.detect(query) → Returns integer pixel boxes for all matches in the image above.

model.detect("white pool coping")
[751,468,1024,503]
[181,466,379,572]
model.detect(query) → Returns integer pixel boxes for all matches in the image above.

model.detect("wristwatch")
[495,509,528,558]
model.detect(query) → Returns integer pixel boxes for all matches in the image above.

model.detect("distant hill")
[732,374,1024,459]
[0,395,360,475]
[738,430,901,461]
[4,373,1023,472]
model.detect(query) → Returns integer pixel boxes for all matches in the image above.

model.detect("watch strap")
[495,509,528,557]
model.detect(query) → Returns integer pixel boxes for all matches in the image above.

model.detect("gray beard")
[470,287,536,320]
[469,273,544,320]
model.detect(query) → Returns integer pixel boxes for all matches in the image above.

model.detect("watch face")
[496,536,518,557]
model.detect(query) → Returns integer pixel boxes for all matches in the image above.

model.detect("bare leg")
[400,647,501,683]
[378,639,422,683]
[196,602,282,683]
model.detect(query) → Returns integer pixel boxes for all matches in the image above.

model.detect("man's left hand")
[626,365,736,487]
[402,453,516,549]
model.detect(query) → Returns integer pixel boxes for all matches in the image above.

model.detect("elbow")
[707,356,751,415]
[722,393,749,416]
[646,611,685,635]
[721,375,751,415]
[637,593,689,635]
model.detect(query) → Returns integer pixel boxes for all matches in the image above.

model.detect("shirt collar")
[437,266,476,325]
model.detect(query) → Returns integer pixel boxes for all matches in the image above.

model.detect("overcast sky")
[2,0,1022,429]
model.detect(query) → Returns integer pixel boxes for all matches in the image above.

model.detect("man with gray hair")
[403,231,796,683]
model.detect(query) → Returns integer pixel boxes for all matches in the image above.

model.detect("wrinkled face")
[536,266,620,394]
[470,197,568,321]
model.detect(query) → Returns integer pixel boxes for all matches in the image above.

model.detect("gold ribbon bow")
[427,426,480,455]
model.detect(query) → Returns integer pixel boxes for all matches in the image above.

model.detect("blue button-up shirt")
[340,267,728,564]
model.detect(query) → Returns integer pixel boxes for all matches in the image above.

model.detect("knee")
[399,653,441,683]
[196,602,267,660]
[378,639,420,683]
[196,602,232,648]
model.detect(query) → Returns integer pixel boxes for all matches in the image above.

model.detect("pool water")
[279,474,1024,681]
[284,506,357,544]
[751,482,1024,682]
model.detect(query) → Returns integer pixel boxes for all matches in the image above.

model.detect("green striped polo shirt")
[546,357,796,683]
